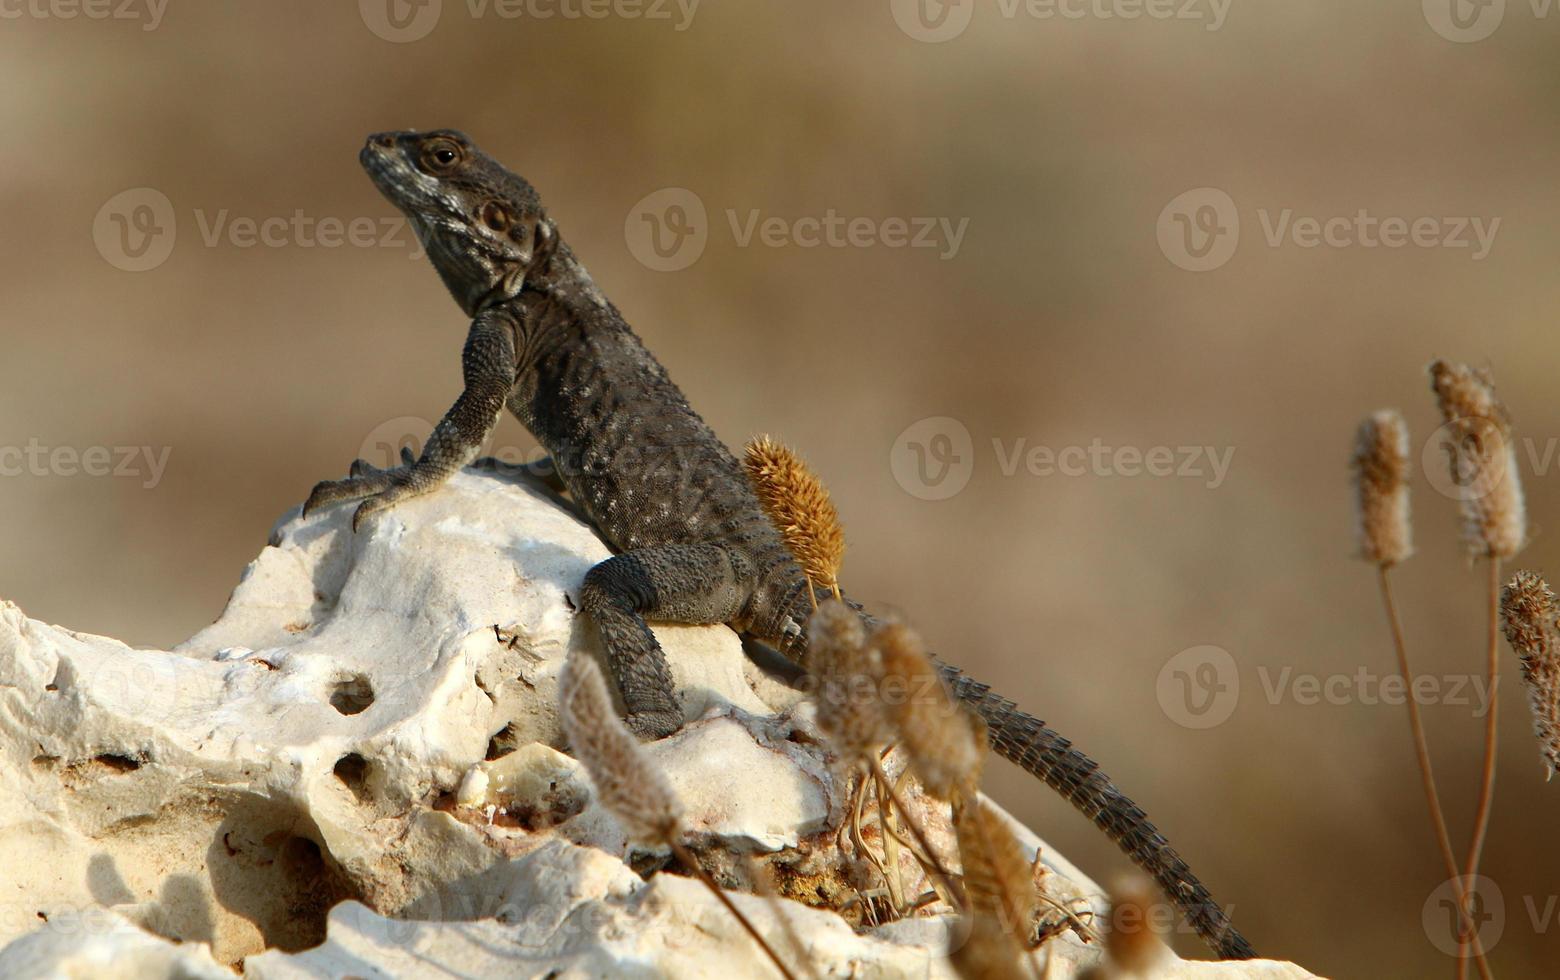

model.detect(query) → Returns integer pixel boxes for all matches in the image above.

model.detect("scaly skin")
[304,129,1256,959]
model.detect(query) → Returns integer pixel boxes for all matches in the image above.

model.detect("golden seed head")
[1351,409,1413,567]
[557,655,683,844]
[805,599,889,757]
[1500,571,1560,780]
[873,620,982,800]
[744,436,846,595]
[954,798,1039,961]
[1427,360,1526,560]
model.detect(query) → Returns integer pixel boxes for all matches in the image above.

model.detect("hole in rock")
[333,753,372,803]
[277,836,326,878]
[485,723,518,761]
[94,754,141,774]
[205,801,359,957]
[329,674,375,715]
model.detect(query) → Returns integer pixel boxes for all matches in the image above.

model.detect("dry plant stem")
[1464,557,1502,880]
[1376,569,1493,980]
[892,767,960,909]
[867,756,962,904]
[874,771,908,911]
[670,841,799,980]
[850,771,892,924]
[876,794,957,909]
[1458,558,1503,976]
[1034,892,1103,948]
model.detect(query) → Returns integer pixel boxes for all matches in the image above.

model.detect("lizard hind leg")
[577,544,757,740]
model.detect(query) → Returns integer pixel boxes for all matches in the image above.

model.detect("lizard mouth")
[359,138,408,194]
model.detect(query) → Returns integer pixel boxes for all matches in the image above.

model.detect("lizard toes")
[348,475,424,531]
[350,496,391,532]
[306,471,397,518]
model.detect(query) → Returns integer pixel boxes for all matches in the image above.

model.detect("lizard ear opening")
[509,215,558,269]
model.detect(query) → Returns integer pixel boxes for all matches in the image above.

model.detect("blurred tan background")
[3,1,1559,974]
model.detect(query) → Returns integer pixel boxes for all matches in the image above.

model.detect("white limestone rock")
[0,465,1319,979]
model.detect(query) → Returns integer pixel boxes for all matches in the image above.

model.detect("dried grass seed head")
[873,619,983,800]
[1428,360,1526,560]
[745,436,846,594]
[955,798,1040,949]
[1501,570,1560,780]
[1351,409,1413,567]
[557,655,683,844]
[806,599,889,757]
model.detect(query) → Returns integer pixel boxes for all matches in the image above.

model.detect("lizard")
[303,129,1257,960]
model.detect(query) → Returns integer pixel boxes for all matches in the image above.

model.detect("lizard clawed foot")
[624,708,684,741]
[303,448,427,531]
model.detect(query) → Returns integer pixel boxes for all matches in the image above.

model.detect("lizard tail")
[938,660,1257,961]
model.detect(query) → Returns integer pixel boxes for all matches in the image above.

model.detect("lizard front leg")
[304,310,518,531]
[578,544,756,739]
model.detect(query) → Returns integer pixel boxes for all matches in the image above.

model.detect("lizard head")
[361,129,556,317]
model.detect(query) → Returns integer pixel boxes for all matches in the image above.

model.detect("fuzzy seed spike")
[1428,360,1526,560]
[1501,571,1560,780]
[745,436,847,601]
[952,798,1039,978]
[1351,409,1413,567]
[873,619,982,801]
[557,655,683,845]
[806,599,889,756]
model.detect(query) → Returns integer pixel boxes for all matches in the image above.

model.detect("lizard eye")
[420,138,463,173]
[480,202,510,233]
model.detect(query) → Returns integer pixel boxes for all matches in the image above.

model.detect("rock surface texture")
[0,466,1318,978]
